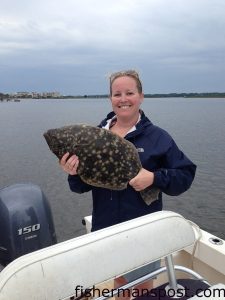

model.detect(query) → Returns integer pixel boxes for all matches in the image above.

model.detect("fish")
[43,124,160,205]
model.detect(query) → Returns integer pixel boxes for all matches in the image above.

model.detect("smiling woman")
[58,69,197,299]
[109,73,144,136]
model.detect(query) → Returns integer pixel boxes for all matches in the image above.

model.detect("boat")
[0,183,225,299]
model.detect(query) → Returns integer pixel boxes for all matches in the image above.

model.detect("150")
[18,224,41,235]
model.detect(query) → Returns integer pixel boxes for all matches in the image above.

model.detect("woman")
[60,70,196,296]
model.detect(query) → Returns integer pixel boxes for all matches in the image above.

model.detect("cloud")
[1,0,225,93]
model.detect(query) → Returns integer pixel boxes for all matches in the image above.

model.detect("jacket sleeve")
[68,174,92,193]
[153,139,197,196]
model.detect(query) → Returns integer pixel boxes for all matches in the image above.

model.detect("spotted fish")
[43,124,160,205]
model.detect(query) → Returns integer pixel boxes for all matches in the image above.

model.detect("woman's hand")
[129,168,154,191]
[59,153,79,175]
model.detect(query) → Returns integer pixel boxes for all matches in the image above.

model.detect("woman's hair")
[109,70,143,96]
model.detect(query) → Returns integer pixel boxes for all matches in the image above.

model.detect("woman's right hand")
[60,152,79,175]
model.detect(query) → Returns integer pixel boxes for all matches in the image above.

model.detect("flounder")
[43,124,160,205]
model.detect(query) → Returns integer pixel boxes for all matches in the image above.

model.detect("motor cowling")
[0,183,57,267]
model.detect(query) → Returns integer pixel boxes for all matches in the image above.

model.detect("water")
[0,98,225,242]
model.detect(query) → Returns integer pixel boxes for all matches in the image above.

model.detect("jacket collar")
[98,110,153,138]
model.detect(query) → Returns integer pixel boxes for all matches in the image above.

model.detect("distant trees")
[144,92,225,98]
[0,93,10,100]
[1,91,225,100]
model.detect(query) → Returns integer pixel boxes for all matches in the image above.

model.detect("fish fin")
[140,187,160,205]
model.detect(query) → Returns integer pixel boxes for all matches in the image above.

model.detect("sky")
[1,0,225,95]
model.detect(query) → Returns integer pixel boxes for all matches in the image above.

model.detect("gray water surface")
[0,98,224,241]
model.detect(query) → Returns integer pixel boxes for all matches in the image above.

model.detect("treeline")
[63,92,225,99]
[144,92,225,98]
[1,92,225,100]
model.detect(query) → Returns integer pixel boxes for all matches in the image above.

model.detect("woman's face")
[110,76,144,120]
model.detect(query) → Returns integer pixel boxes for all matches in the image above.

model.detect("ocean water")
[0,98,224,242]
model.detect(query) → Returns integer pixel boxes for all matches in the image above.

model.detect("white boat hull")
[0,211,225,299]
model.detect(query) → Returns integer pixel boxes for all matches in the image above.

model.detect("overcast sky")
[1,0,225,95]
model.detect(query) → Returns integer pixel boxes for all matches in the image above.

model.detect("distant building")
[16,92,33,98]
[42,92,61,98]
[12,91,61,99]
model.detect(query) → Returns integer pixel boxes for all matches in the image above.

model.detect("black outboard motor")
[0,183,57,267]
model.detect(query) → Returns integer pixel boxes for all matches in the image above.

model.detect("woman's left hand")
[129,168,154,191]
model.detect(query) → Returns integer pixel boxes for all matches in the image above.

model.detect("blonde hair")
[109,70,143,96]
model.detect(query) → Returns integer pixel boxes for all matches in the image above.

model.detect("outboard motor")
[0,183,57,267]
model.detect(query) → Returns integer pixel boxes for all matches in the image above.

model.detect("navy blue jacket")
[68,111,196,231]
